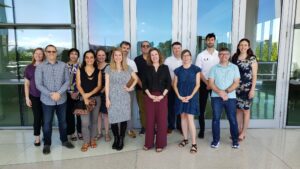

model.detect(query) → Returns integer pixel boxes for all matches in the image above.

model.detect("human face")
[182,52,192,65]
[85,52,95,66]
[172,44,182,57]
[69,51,79,63]
[206,37,215,48]
[96,50,106,63]
[150,50,160,64]
[121,44,130,57]
[141,42,150,55]
[238,40,250,54]
[45,46,57,61]
[33,49,44,63]
[113,51,123,64]
[218,50,230,64]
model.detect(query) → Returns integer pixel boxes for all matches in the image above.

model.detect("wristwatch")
[225,89,229,93]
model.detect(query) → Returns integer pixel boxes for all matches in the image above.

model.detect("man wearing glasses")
[35,44,74,155]
[134,41,151,134]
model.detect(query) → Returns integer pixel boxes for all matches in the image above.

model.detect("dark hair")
[45,44,57,51]
[96,47,109,62]
[219,47,231,53]
[120,41,131,48]
[140,41,150,47]
[232,38,256,64]
[147,48,164,65]
[205,33,216,40]
[81,49,97,69]
[171,41,182,47]
[181,49,192,59]
[68,48,80,58]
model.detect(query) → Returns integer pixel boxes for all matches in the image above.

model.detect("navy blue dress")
[99,64,109,114]
[174,64,201,115]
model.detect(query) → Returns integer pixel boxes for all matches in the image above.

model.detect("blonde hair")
[31,48,45,64]
[110,48,128,71]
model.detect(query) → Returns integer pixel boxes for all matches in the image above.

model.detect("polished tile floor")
[0,129,299,169]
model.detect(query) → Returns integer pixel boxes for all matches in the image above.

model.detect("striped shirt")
[35,60,70,105]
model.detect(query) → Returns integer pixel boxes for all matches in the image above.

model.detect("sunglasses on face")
[46,51,57,54]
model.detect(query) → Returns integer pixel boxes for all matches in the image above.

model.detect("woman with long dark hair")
[76,50,102,152]
[232,38,258,141]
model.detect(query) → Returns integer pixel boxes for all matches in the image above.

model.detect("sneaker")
[62,141,75,149]
[232,142,240,149]
[210,142,220,148]
[43,145,51,155]
[139,127,145,135]
[128,130,136,138]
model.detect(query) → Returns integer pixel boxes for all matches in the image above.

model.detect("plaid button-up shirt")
[35,60,70,105]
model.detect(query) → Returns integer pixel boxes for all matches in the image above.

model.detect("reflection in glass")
[0,85,21,126]
[245,0,281,119]
[14,0,72,24]
[0,0,13,23]
[136,0,172,58]
[197,0,232,54]
[287,29,300,126]
[88,0,124,52]
[16,29,73,77]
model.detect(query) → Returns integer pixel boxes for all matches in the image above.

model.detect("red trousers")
[144,92,168,149]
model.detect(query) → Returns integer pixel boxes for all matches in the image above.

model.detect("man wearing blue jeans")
[35,44,74,154]
[208,47,240,149]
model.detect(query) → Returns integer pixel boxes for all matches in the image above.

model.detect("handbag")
[73,97,97,115]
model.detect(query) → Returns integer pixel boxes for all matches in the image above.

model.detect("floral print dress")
[234,56,257,110]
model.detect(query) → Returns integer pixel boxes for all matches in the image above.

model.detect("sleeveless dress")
[99,64,109,114]
[233,56,257,110]
[105,66,133,124]
[174,64,201,115]
[80,67,99,97]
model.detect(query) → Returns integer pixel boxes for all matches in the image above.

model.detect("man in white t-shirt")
[120,41,138,138]
[195,33,219,139]
[164,41,182,134]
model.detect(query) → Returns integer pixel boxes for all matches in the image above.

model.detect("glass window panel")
[16,29,74,77]
[88,0,124,52]
[0,29,17,80]
[296,1,300,24]
[197,0,232,54]
[136,0,172,58]
[14,0,72,24]
[245,0,281,119]
[0,84,21,126]
[0,0,13,23]
[287,29,300,126]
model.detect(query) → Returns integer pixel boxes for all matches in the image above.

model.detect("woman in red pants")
[142,48,171,152]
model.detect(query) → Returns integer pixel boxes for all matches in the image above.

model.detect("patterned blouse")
[67,62,80,93]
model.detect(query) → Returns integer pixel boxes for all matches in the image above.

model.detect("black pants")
[198,81,211,133]
[111,121,127,137]
[30,95,43,136]
[66,93,82,135]
[167,89,181,130]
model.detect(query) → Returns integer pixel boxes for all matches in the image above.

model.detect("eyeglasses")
[46,51,57,54]
[142,45,150,48]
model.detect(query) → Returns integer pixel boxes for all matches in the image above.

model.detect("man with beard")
[195,33,219,139]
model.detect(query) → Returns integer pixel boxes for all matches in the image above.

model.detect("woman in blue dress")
[173,49,201,154]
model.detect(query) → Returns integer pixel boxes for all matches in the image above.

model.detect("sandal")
[143,146,149,151]
[178,139,189,147]
[95,133,103,140]
[156,148,163,152]
[78,133,83,140]
[105,133,111,142]
[70,134,77,141]
[81,143,89,152]
[90,139,97,148]
[190,144,197,154]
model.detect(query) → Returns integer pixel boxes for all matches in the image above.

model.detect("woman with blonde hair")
[24,47,45,146]
[105,48,138,151]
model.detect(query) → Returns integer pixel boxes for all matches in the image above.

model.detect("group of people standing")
[24,33,257,155]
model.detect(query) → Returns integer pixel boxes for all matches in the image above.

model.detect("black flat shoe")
[43,145,51,155]
[34,141,41,146]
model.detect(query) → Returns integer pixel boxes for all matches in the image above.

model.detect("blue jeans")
[211,97,239,144]
[42,102,68,146]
